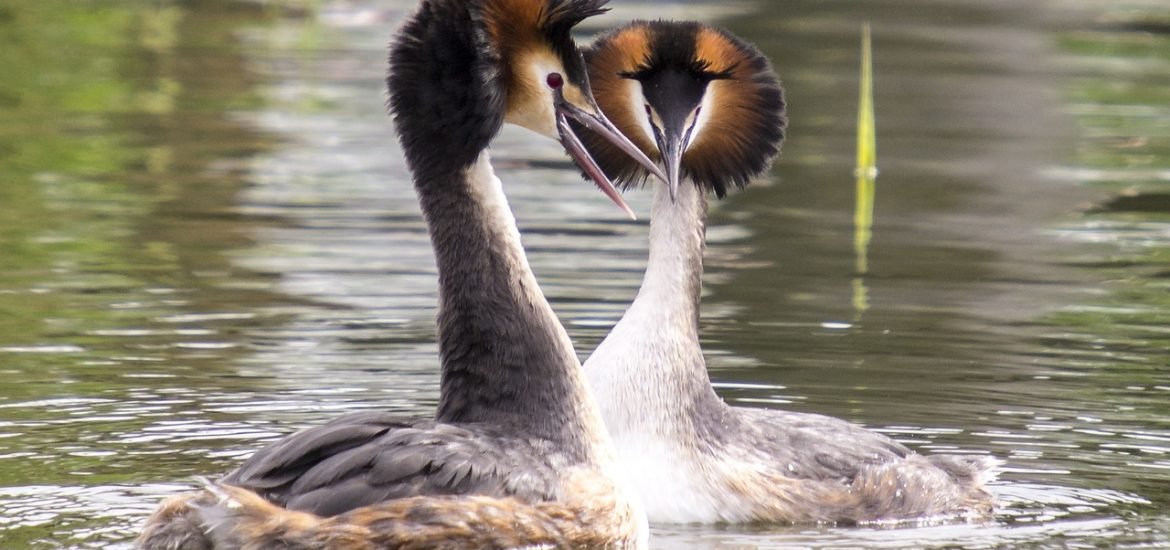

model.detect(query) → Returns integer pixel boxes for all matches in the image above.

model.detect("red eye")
[546,73,564,89]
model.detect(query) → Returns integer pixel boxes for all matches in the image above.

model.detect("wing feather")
[220,412,561,517]
[736,408,912,481]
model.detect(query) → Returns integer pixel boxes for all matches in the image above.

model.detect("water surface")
[0,0,1168,547]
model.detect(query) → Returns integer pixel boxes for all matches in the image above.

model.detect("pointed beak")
[657,130,685,203]
[555,95,668,219]
[649,96,700,204]
[556,115,635,219]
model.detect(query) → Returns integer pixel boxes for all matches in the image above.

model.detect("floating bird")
[136,1,667,547]
[579,20,999,525]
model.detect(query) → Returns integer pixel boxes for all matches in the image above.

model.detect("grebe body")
[137,1,667,547]
[579,20,998,525]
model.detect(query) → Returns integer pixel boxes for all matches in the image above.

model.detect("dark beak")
[648,97,701,204]
[555,95,668,220]
[656,130,684,203]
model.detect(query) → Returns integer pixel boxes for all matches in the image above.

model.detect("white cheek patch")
[627,80,656,150]
[508,59,562,140]
[688,82,718,152]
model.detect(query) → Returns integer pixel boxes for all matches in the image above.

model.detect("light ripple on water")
[1,0,1169,547]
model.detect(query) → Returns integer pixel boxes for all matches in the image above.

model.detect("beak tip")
[616,196,637,220]
[652,167,669,185]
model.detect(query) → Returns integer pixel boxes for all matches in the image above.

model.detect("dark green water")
[0,0,1167,547]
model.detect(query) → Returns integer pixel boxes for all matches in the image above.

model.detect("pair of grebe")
[138,1,997,547]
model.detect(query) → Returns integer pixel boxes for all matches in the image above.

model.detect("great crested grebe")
[578,20,999,525]
[137,1,667,547]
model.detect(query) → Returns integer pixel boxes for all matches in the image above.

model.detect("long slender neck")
[417,152,608,455]
[584,181,727,439]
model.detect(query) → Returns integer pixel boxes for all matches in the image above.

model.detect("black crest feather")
[542,0,609,40]
[541,0,610,91]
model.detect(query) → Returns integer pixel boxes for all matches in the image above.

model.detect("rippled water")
[1,0,1168,547]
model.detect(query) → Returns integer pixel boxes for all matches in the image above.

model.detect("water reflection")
[0,0,1168,547]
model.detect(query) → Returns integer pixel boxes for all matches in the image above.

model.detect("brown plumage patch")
[480,0,546,61]
[692,27,741,78]
[481,0,549,121]
[682,27,786,195]
[136,492,214,550]
[587,24,657,157]
[137,469,643,549]
[718,456,996,525]
[480,0,609,125]
[215,477,639,549]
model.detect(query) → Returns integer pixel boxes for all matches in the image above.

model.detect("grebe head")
[581,20,786,199]
[388,0,664,216]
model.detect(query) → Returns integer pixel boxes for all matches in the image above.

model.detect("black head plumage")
[388,0,506,181]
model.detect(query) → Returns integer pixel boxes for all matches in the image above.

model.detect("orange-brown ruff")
[136,1,651,547]
[582,22,782,194]
[580,20,999,525]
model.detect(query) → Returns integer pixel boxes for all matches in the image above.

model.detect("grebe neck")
[640,181,707,329]
[585,180,726,436]
[419,152,608,457]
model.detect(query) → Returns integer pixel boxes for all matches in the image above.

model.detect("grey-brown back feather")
[221,412,563,518]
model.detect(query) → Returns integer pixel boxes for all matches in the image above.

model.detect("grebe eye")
[546,73,564,90]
